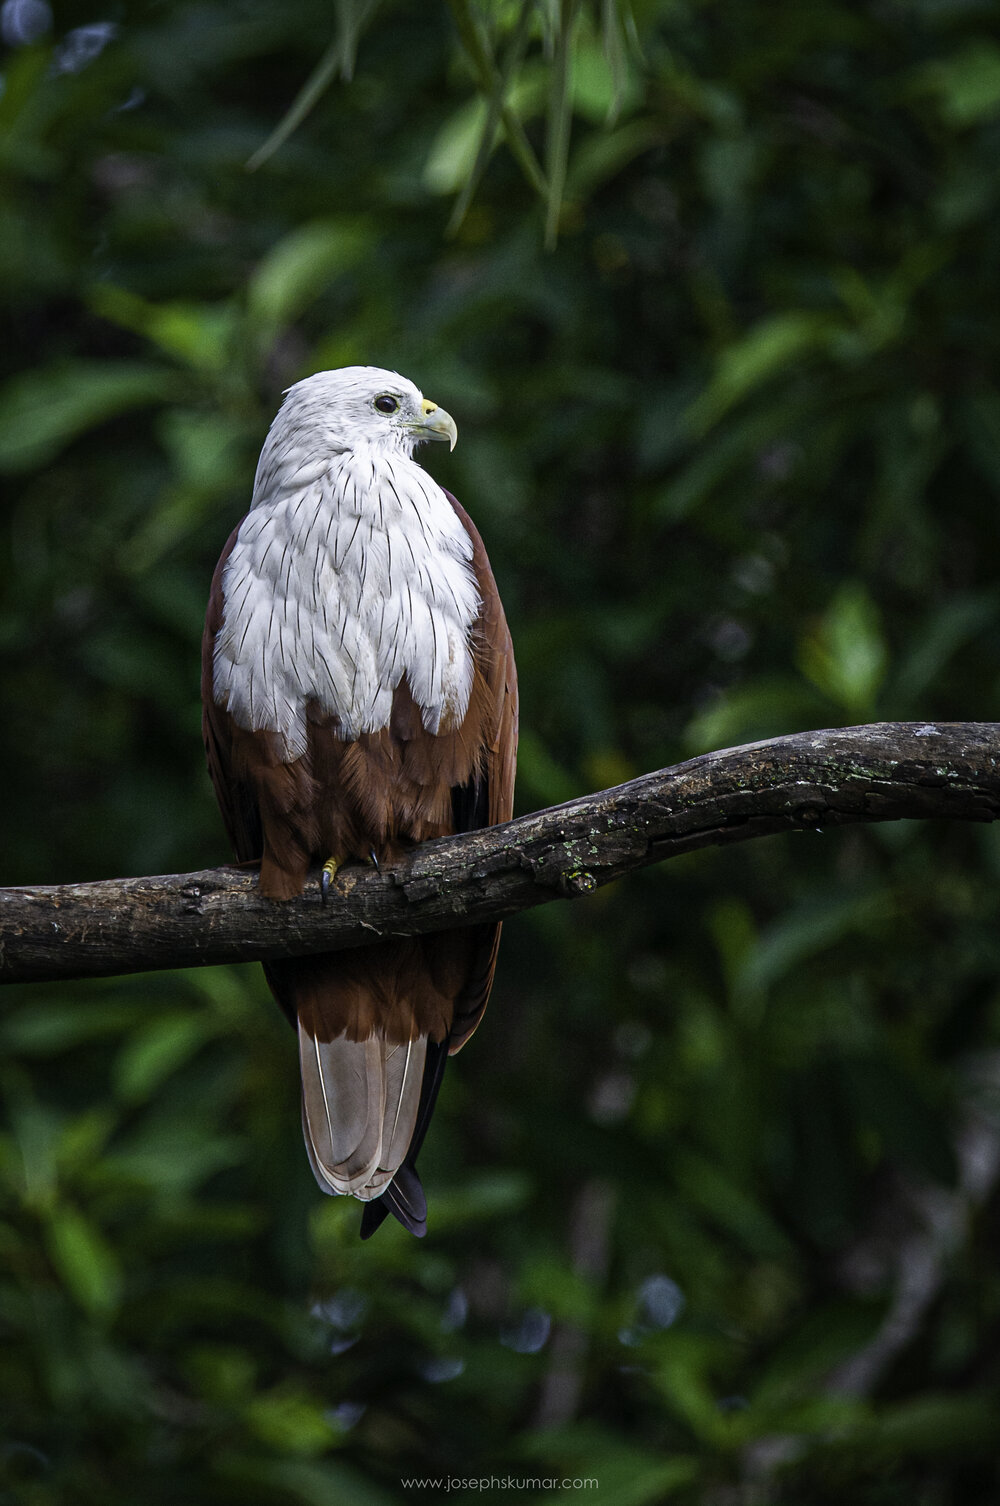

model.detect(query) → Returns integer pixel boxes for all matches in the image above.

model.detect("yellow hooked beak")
[419,398,458,451]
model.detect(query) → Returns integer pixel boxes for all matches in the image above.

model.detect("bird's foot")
[320,857,341,905]
[368,846,380,869]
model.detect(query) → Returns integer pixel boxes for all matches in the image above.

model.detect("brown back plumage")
[202,489,517,1237]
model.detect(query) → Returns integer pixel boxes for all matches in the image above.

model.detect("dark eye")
[374,394,399,414]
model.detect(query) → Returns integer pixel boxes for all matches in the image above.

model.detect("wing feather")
[202,525,265,863]
[443,490,518,1055]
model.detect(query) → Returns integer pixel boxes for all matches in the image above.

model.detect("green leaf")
[218,1457,399,1506]
[887,590,998,711]
[519,1423,699,1504]
[709,898,758,1003]
[687,312,837,433]
[751,1302,884,1409]
[1,999,138,1054]
[0,360,175,471]
[114,1013,214,1104]
[412,1170,532,1231]
[571,28,638,124]
[45,1203,122,1316]
[514,727,580,805]
[797,584,888,717]
[673,1150,794,1260]
[868,1393,1000,1454]
[7,1099,61,1206]
[599,0,638,124]
[425,96,490,197]
[91,286,238,371]
[684,676,828,754]
[738,893,890,1001]
[246,2,382,171]
[56,1108,118,1178]
[544,0,581,248]
[651,1334,738,1446]
[446,0,536,236]
[246,1388,336,1455]
[156,407,251,494]
[247,219,372,327]
[918,41,1000,127]
[567,118,660,200]
[425,72,546,198]
[184,1343,258,1403]
[104,1125,243,1196]
[445,0,548,202]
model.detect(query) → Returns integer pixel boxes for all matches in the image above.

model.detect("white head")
[275,366,457,459]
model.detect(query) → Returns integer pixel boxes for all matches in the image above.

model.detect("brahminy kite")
[202,367,517,1238]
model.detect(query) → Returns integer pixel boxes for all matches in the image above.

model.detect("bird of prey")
[201,367,517,1239]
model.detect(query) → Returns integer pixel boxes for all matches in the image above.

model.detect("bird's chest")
[213,454,481,761]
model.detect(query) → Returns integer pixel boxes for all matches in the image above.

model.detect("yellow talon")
[320,857,341,905]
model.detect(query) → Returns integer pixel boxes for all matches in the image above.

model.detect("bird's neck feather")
[213,442,479,758]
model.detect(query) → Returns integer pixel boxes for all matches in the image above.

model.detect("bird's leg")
[320,847,382,901]
[320,857,341,905]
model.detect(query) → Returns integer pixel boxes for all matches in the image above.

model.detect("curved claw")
[320,857,341,906]
[368,846,380,869]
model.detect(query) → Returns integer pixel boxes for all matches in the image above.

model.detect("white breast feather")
[213,440,480,760]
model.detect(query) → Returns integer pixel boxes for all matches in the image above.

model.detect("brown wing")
[202,524,261,863]
[442,489,518,1054]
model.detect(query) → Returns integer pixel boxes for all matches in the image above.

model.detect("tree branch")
[2,721,998,987]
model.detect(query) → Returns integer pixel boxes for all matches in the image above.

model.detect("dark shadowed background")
[3,2,1000,1501]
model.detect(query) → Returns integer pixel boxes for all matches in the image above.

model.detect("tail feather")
[360,1164,428,1240]
[358,1038,452,1240]
[276,950,462,1239]
[382,1037,425,1169]
[359,1198,390,1241]
[353,1036,428,1198]
[299,1024,427,1199]
[300,1032,382,1189]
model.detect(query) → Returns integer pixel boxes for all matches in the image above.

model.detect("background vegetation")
[3,1,1000,1500]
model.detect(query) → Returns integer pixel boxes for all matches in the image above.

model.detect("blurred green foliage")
[3,1,1000,1501]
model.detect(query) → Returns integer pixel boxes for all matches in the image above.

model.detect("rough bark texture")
[2,722,998,987]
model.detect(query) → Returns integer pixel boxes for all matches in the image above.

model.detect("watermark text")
[401,1477,598,1493]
